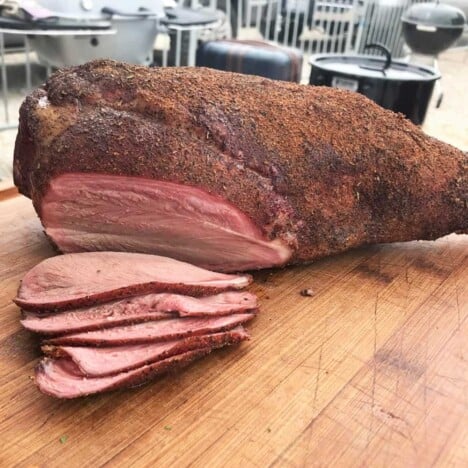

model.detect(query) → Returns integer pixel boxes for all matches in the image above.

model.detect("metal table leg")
[0,32,9,125]
[24,35,32,91]
[188,28,198,67]
[175,29,182,67]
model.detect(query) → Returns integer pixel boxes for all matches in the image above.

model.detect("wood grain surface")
[0,195,466,467]
[0,178,16,201]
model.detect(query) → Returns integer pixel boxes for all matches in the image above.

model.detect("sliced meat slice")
[44,313,255,346]
[21,309,171,335]
[42,326,249,377]
[14,251,252,312]
[21,291,258,335]
[159,291,258,317]
[35,349,211,399]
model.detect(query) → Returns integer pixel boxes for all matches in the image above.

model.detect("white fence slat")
[169,0,431,68]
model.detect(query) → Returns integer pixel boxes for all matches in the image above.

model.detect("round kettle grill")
[401,1,466,56]
[400,1,466,109]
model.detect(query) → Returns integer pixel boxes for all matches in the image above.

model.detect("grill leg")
[175,29,182,67]
[188,29,198,67]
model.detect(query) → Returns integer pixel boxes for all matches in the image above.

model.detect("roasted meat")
[35,349,211,399]
[14,252,252,311]
[17,252,257,398]
[14,60,467,271]
[21,291,258,335]
[42,326,250,377]
[43,313,255,346]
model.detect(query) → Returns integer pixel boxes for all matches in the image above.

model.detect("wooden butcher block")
[0,194,466,467]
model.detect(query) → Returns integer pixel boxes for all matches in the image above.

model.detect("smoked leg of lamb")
[36,327,249,398]
[43,313,255,346]
[14,252,252,311]
[21,291,258,335]
[42,326,250,377]
[13,60,467,272]
[35,349,211,399]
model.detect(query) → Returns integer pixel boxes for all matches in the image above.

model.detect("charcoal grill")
[401,1,466,56]
[401,1,466,108]
[0,0,165,67]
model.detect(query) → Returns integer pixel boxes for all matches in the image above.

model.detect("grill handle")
[360,43,392,74]
[101,7,157,18]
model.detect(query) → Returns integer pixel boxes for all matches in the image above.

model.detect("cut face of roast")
[40,174,292,272]
[42,326,249,377]
[44,313,255,346]
[21,291,258,335]
[14,251,252,311]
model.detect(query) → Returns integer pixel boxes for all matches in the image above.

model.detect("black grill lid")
[309,44,440,82]
[309,54,440,81]
[402,2,466,29]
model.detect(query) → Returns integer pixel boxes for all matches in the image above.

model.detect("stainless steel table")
[0,27,116,130]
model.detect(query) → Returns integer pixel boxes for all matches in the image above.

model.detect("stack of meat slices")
[15,252,257,399]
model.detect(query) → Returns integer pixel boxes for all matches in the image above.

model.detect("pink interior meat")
[43,326,249,376]
[15,251,252,311]
[21,291,258,335]
[40,173,292,272]
[35,349,211,399]
[44,313,255,346]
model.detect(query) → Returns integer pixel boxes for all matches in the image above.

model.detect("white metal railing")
[356,0,429,57]
[180,0,435,60]
[219,0,359,54]
[171,0,362,65]
[0,0,456,129]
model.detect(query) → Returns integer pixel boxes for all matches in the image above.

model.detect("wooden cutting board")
[0,195,466,467]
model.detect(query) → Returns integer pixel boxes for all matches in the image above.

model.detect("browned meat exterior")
[21,291,258,335]
[14,252,252,311]
[35,349,211,399]
[42,326,249,376]
[14,59,467,270]
[43,313,255,346]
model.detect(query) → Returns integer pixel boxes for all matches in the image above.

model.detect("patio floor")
[1,48,467,185]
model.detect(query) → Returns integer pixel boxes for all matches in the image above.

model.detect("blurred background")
[0,0,467,188]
